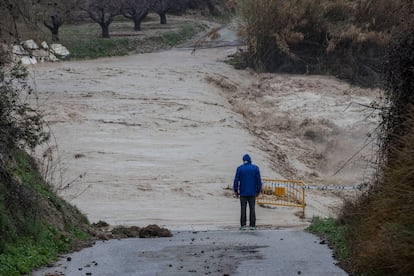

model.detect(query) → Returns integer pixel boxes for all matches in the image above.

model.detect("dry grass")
[237,1,414,274]
[342,109,414,274]
[340,18,414,274]
[236,0,410,86]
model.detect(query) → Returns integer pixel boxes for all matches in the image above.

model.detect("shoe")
[250,226,256,230]
[240,226,247,230]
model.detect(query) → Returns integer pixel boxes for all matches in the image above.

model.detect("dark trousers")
[240,196,256,227]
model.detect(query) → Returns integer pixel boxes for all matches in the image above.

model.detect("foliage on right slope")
[340,14,414,276]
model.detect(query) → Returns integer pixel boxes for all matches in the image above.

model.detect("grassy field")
[39,15,206,60]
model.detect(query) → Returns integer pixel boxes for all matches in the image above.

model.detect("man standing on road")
[234,154,262,230]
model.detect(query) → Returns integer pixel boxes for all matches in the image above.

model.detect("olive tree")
[152,0,189,25]
[41,0,77,41]
[121,0,153,31]
[80,0,121,38]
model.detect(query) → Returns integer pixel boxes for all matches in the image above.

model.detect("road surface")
[32,229,347,276]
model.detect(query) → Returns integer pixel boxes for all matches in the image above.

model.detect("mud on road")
[32,230,347,276]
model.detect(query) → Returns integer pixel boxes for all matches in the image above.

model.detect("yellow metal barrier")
[257,178,306,215]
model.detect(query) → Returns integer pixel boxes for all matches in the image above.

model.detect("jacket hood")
[243,154,251,163]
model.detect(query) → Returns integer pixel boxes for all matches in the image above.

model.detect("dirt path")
[32,25,379,230]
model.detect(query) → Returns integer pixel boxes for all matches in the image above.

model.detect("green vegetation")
[0,149,92,275]
[55,19,201,60]
[1,38,94,274]
[161,23,196,46]
[307,217,348,261]
[0,232,70,275]
[65,37,131,59]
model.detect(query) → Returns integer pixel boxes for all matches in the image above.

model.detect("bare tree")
[80,0,121,38]
[121,0,153,31]
[152,0,189,25]
[41,0,77,41]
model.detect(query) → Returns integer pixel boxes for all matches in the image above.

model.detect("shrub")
[340,15,414,275]
[236,0,409,87]
[0,56,49,151]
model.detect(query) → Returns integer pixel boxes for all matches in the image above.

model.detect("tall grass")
[341,112,414,274]
[238,0,307,71]
[340,16,414,275]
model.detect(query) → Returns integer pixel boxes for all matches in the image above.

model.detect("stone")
[41,41,49,49]
[49,52,59,62]
[50,44,70,58]
[12,45,28,55]
[20,56,37,65]
[23,39,39,50]
[39,50,59,62]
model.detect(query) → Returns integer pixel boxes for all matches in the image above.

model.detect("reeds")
[342,108,414,274]
[236,0,410,86]
[340,16,414,275]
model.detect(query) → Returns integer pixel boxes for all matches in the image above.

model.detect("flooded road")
[32,26,379,229]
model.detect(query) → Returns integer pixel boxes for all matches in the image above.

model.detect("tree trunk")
[51,28,59,42]
[44,15,62,41]
[100,23,110,38]
[159,11,167,25]
[133,12,148,31]
[133,16,142,31]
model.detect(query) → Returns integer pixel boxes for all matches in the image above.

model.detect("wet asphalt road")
[32,229,347,276]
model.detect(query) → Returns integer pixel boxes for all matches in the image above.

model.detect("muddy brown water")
[31,31,379,230]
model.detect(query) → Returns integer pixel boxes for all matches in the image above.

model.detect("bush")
[236,0,407,87]
[0,56,49,151]
[340,15,414,276]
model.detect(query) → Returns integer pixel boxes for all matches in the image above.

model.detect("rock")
[12,45,27,55]
[20,56,37,65]
[50,44,70,58]
[11,40,66,64]
[49,52,59,62]
[32,49,51,62]
[23,39,39,50]
[32,49,49,57]
[41,41,49,49]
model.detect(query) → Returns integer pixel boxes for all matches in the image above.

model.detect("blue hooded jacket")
[233,154,262,196]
